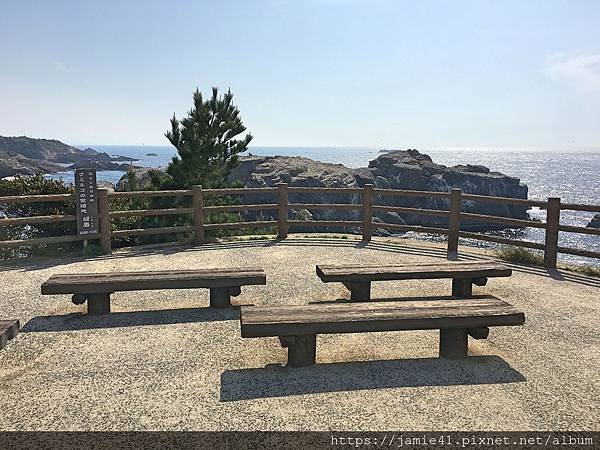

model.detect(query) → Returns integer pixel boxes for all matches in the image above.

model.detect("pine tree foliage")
[165,87,253,188]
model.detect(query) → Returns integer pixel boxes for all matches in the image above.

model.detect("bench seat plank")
[41,268,267,295]
[316,261,511,282]
[241,295,524,338]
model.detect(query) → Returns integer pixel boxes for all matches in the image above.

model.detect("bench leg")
[279,335,317,367]
[452,278,473,297]
[439,328,468,359]
[87,293,111,315]
[343,282,371,301]
[210,288,231,308]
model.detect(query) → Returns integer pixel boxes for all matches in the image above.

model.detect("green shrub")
[569,265,600,277]
[0,175,80,259]
[494,246,544,266]
[82,243,103,257]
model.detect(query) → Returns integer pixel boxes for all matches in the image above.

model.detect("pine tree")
[164,87,253,188]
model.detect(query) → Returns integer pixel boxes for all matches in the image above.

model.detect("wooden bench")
[316,261,512,300]
[41,268,267,315]
[0,319,20,350]
[240,296,525,367]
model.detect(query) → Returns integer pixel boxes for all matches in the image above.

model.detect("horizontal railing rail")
[1,183,598,267]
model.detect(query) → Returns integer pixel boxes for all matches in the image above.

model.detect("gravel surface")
[0,235,598,431]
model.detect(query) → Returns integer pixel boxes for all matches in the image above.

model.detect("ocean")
[48,146,600,266]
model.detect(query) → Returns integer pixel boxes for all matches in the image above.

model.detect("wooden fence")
[1,184,599,268]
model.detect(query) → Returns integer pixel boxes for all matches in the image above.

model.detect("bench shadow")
[21,306,239,333]
[220,355,526,402]
[3,235,598,288]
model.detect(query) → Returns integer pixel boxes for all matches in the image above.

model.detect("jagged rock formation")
[0,136,137,176]
[68,160,139,171]
[587,214,600,228]
[118,149,529,232]
[0,151,64,178]
[226,150,528,232]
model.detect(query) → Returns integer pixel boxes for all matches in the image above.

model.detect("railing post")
[193,185,205,245]
[447,188,462,259]
[544,197,560,268]
[362,184,374,242]
[277,183,288,239]
[97,188,111,254]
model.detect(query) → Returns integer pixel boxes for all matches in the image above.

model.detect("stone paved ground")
[0,235,598,431]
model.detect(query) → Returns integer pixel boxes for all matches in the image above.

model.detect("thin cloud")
[50,59,69,74]
[545,51,600,93]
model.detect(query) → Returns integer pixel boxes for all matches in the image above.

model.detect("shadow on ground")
[21,306,239,332]
[220,355,526,401]
[2,236,598,288]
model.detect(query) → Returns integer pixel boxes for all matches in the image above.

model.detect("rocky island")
[0,136,137,178]
[587,214,600,228]
[119,149,529,232]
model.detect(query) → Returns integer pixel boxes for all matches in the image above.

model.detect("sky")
[1,0,600,149]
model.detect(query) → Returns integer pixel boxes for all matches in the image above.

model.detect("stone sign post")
[75,168,99,237]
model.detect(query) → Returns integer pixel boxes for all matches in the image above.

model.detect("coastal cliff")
[119,149,529,232]
[0,136,136,177]
[229,149,528,232]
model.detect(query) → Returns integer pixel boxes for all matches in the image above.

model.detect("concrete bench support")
[72,293,111,315]
[343,282,371,301]
[439,328,468,359]
[209,286,241,308]
[88,293,111,315]
[0,320,20,350]
[279,335,317,367]
[451,277,488,297]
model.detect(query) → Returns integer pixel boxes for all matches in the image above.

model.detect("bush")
[569,265,600,277]
[0,175,81,259]
[494,246,544,266]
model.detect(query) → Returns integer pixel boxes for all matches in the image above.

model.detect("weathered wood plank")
[0,214,77,226]
[240,295,525,338]
[0,193,74,204]
[41,268,267,295]
[316,261,511,283]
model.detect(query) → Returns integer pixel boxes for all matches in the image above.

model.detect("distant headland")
[0,136,138,178]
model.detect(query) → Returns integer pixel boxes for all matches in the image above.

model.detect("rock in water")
[587,214,600,228]
[117,149,530,233]
[225,150,529,232]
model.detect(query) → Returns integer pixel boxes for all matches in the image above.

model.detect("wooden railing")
[1,184,599,268]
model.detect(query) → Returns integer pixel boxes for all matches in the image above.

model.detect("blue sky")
[1,0,599,149]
